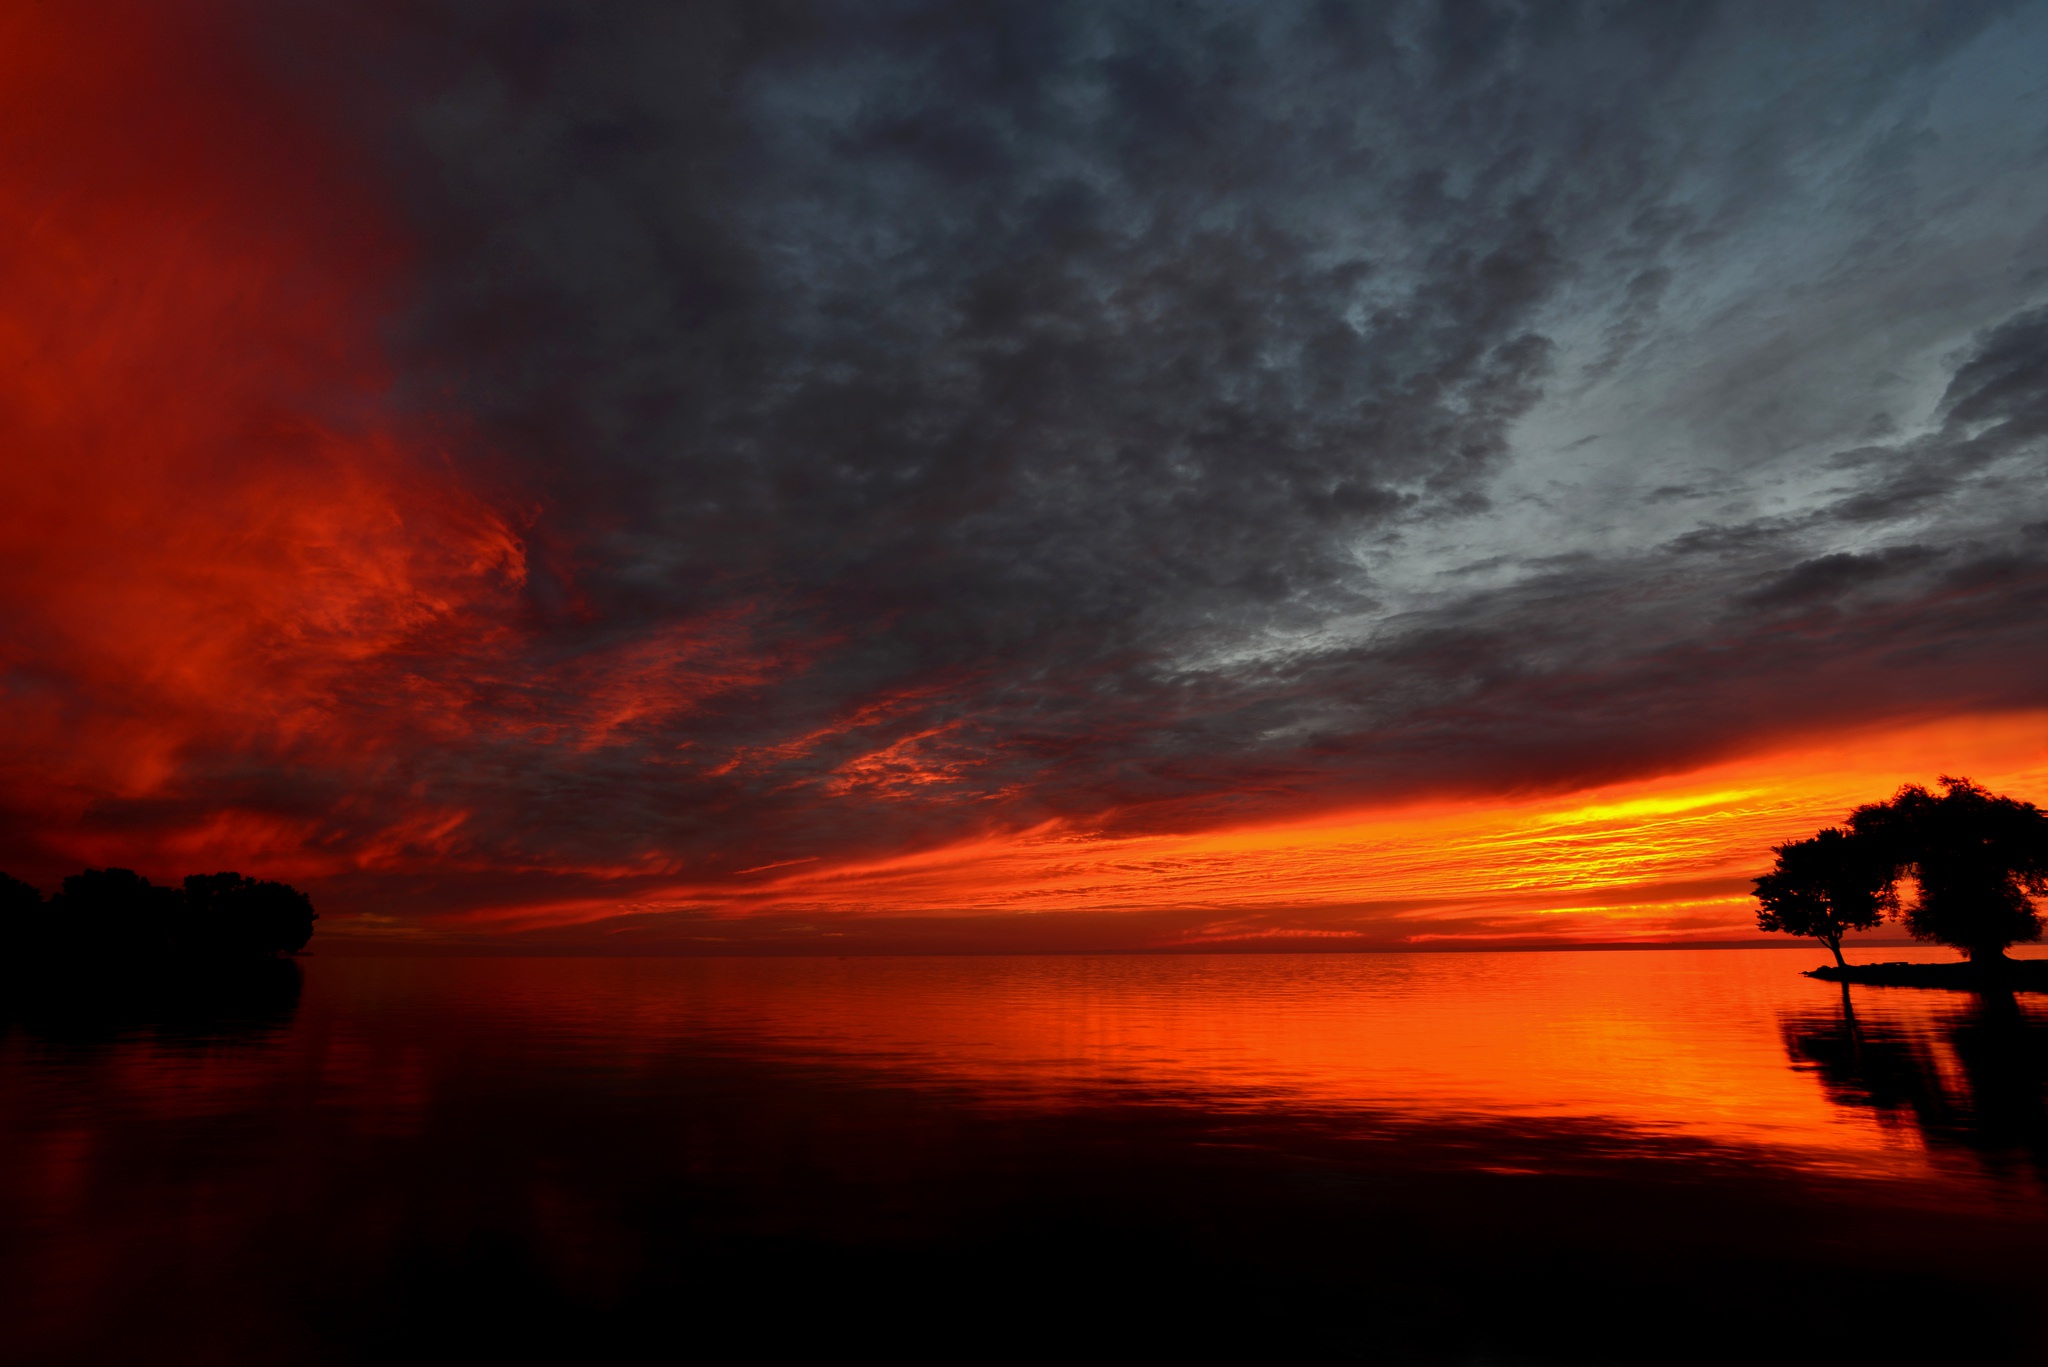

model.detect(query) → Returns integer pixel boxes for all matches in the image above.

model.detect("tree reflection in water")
[0,959,303,1048]
[1782,985,2048,1177]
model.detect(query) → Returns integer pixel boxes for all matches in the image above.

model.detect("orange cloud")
[0,3,523,861]
[426,710,2048,950]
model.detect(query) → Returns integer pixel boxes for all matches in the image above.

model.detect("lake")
[4,947,2045,1363]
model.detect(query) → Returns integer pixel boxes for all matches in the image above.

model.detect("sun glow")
[438,710,2048,949]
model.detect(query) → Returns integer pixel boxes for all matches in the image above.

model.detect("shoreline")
[1806,959,2048,991]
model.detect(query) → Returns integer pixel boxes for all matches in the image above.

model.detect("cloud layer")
[6,0,2048,938]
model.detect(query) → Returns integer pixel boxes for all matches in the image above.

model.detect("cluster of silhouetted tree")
[1755,777,2048,966]
[0,868,316,965]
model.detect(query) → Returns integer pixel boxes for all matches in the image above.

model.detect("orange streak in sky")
[458,710,2048,947]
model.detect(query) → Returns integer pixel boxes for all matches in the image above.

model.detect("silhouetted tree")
[0,867,316,964]
[46,868,184,960]
[181,872,317,958]
[1850,777,2048,962]
[0,872,43,962]
[1753,827,1891,968]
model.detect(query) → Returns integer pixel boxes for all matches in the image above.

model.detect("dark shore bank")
[1807,959,2048,991]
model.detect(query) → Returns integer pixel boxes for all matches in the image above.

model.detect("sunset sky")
[5,0,2048,951]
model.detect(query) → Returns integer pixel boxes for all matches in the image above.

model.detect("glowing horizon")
[329,710,2048,951]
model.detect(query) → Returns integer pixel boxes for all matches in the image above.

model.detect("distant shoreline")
[302,939,2024,960]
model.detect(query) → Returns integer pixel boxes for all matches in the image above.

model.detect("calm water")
[4,948,2046,1363]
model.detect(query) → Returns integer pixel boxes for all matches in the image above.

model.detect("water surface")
[4,948,2045,1362]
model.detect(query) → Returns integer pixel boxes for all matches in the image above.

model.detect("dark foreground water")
[3,948,2047,1365]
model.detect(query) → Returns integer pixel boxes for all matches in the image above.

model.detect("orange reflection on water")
[343,949,2044,1192]
[6,951,2044,1366]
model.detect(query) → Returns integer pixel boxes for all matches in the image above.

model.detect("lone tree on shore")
[1754,827,1892,968]
[1851,778,2048,963]
[1757,777,2048,964]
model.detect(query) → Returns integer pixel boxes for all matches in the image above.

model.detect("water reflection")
[0,959,302,1046]
[1782,983,2048,1179]
[2,951,2046,1365]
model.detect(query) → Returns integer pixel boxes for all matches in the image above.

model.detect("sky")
[4,0,2048,952]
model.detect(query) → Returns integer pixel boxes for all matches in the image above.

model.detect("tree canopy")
[1850,778,2048,961]
[180,873,318,958]
[1753,827,1891,968]
[1757,777,2048,963]
[1,868,317,965]
[0,873,42,949]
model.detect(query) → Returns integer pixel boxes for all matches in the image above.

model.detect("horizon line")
[304,937,1966,959]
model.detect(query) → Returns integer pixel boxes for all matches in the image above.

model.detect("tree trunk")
[1827,938,1847,970]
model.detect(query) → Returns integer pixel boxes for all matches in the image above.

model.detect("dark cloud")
[1941,305,2048,434]
[337,0,2048,865]
[1736,546,1943,609]
[11,0,2048,917]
